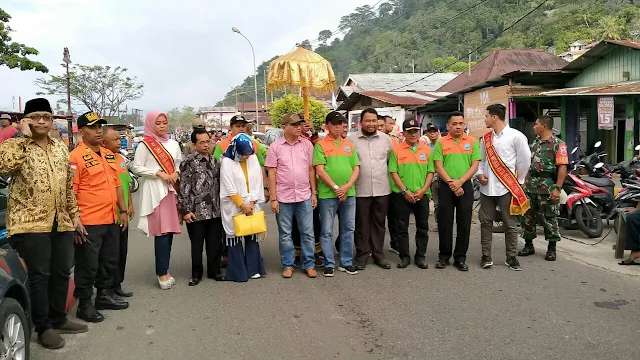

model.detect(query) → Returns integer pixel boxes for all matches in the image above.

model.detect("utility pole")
[412,59,415,73]
[263,68,268,107]
[63,47,74,150]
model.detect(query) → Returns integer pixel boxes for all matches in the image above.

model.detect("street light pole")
[63,47,73,150]
[232,27,259,124]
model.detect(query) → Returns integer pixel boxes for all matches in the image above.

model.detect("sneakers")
[324,267,334,277]
[481,255,493,269]
[338,266,359,275]
[38,329,66,349]
[281,268,293,278]
[505,257,522,271]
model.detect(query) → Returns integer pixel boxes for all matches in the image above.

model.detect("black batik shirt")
[178,152,221,220]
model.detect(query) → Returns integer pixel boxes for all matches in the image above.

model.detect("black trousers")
[116,227,129,288]
[10,222,74,335]
[388,207,399,248]
[186,218,223,277]
[355,196,390,264]
[74,224,120,300]
[437,180,474,263]
[392,192,429,259]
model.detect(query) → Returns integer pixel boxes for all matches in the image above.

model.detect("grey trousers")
[479,193,518,258]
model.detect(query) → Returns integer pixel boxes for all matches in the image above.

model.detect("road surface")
[32,208,640,360]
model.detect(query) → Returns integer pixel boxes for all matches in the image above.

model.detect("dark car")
[0,178,31,360]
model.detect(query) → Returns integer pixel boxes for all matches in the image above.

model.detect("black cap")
[24,98,52,116]
[230,115,248,125]
[426,123,438,131]
[402,119,420,131]
[325,111,346,125]
[77,111,107,128]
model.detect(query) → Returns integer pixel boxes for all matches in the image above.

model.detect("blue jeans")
[154,233,174,276]
[277,199,315,270]
[318,196,356,269]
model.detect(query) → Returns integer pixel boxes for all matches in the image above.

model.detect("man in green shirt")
[389,119,434,269]
[103,126,134,297]
[432,111,481,271]
[313,111,360,277]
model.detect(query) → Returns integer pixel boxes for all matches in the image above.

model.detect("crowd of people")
[3,96,640,353]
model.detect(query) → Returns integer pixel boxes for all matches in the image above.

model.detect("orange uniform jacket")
[70,144,121,226]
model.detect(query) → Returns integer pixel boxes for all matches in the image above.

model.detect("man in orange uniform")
[70,112,129,323]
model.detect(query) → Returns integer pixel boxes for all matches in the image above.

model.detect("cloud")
[0,0,371,115]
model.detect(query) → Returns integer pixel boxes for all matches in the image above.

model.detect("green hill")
[216,0,640,106]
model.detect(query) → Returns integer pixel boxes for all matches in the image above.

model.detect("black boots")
[76,298,104,323]
[545,242,557,261]
[95,289,129,310]
[518,243,535,256]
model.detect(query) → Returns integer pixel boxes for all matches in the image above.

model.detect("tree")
[378,2,394,17]
[0,8,48,72]
[318,30,333,45]
[166,106,197,131]
[35,65,144,117]
[299,39,313,50]
[268,94,328,132]
[594,15,625,40]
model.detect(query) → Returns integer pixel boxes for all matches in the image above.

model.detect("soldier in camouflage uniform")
[183,118,215,155]
[518,115,568,261]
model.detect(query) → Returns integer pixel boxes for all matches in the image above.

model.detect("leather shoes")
[435,260,449,269]
[415,257,428,269]
[188,277,201,286]
[545,250,557,261]
[114,288,133,297]
[454,262,469,271]
[397,257,410,268]
[95,290,129,310]
[374,259,391,269]
[208,274,226,281]
[76,299,104,323]
[518,246,535,257]
[355,264,366,271]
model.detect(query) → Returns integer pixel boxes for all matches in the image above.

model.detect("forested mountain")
[216,0,640,106]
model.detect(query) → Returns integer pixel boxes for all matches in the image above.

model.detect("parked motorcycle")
[120,149,139,193]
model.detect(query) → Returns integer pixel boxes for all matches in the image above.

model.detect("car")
[252,132,266,143]
[0,178,31,360]
[264,129,284,147]
[0,232,30,360]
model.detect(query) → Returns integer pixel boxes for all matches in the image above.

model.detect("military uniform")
[521,135,568,252]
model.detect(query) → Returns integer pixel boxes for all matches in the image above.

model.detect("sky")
[0,0,371,114]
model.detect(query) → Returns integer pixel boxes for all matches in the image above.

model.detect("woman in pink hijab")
[131,111,183,289]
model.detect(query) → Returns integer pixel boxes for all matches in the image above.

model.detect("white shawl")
[131,139,183,236]
[219,154,264,239]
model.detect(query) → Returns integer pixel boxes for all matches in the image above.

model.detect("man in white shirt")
[476,104,531,271]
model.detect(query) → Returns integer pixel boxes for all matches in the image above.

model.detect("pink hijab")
[144,110,169,142]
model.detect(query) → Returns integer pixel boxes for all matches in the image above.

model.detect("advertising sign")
[597,96,614,130]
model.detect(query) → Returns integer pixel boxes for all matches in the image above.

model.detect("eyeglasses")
[27,114,53,121]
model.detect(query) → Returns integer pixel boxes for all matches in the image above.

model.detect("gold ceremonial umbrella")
[267,46,336,122]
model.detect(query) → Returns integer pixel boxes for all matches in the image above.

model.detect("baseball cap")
[325,111,347,125]
[426,123,438,131]
[281,113,303,125]
[402,119,420,131]
[77,111,107,128]
[192,118,205,129]
[0,114,11,120]
[230,115,248,125]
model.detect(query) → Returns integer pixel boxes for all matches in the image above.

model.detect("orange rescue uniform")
[70,145,122,225]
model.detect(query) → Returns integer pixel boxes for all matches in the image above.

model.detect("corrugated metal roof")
[515,81,640,96]
[358,91,450,106]
[438,49,568,94]
[563,40,640,71]
[199,106,237,113]
[344,73,458,92]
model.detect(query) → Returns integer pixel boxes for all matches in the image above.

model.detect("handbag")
[233,210,267,239]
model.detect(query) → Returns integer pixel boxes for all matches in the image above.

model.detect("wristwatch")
[554,185,562,191]
[313,191,319,195]
[333,184,339,190]
[401,188,408,195]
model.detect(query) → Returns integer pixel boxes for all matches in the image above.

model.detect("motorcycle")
[120,149,139,193]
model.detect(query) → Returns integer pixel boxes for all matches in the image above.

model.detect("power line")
[388,0,550,91]
[307,0,386,44]
[343,0,490,71]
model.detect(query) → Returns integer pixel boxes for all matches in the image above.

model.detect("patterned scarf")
[222,133,254,161]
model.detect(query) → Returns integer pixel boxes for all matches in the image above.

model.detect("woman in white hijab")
[219,133,266,282]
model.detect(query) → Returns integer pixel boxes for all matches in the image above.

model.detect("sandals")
[618,258,640,266]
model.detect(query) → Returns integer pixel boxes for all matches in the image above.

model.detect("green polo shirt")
[313,136,360,199]
[432,134,481,179]
[389,141,434,195]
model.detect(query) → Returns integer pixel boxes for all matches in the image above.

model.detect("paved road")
[32,205,640,360]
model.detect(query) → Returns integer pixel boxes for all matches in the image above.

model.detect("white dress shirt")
[477,125,531,197]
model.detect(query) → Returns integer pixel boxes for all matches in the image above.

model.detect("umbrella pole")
[302,87,310,123]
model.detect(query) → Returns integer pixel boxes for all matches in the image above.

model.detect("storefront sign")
[597,96,614,130]
[463,86,509,138]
